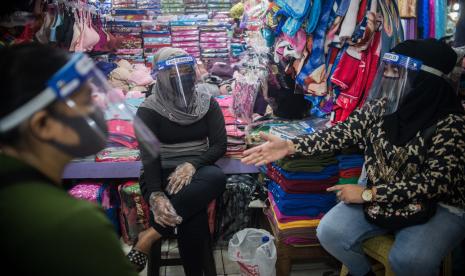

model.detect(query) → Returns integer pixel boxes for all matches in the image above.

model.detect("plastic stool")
[339,235,452,276]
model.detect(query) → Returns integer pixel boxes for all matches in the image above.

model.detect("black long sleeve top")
[137,98,227,202]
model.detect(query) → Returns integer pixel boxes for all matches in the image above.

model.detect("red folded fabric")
[340,168,362,178]
[267,166,339,194]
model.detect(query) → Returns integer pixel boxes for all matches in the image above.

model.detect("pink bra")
[74,11,100,52]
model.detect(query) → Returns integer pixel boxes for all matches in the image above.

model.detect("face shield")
[365,52,449,115]
[0,53,160,158]
[154,55,201,111]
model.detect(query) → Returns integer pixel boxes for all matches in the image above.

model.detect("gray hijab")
[141,47,211,125]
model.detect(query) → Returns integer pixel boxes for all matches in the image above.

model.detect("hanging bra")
[49,11,63,43]
[80,11,100,51]
[93,16,108,52]
[35,11,54,44]
[69,11,82,51]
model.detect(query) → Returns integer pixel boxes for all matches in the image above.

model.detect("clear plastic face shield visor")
[365,52,448,115]
[0,53,160,157]
[154,55,201,111]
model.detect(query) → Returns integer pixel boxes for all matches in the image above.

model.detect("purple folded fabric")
[269,192,323,223]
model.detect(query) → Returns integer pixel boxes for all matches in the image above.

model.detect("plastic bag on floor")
[228,228,277,276]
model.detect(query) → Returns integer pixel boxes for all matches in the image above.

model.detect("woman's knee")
[389,246,441,276]
[196,166,226,193]
[317,213,346,249]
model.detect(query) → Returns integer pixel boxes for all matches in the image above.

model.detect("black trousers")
[149,165,226,276]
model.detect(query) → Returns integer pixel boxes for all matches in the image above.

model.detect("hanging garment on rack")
[398,0,417,18]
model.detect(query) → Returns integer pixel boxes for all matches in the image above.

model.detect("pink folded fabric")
[269,192,323,223]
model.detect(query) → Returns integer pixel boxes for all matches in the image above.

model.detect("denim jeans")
[317,201,465,276]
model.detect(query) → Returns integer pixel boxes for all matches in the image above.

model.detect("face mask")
[49,109,109,158]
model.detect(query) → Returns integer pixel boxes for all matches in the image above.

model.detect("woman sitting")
[242,39,465,276]
[127,47,227,275]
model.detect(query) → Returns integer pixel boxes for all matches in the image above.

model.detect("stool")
[339,235,452,276]
[147,200,218,276]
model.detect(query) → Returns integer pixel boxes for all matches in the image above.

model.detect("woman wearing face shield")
[128,47,227,274]
[242,39,465,276]
[0,44,139,275]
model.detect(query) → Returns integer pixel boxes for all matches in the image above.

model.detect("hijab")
[140,47,211,125]
[382,39,465,146]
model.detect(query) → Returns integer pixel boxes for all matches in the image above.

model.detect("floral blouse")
[291,100,465,220]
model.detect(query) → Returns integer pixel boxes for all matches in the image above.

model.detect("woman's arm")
[188,99,227,169]
[137,107,163,203]
[291,100,381,156]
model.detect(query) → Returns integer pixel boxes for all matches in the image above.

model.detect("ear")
[28,110,59,141]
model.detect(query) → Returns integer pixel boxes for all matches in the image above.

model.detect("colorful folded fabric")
[268,181,337,217]
[337,177,360,184]
[272,164,339,181]
[269,191,323,223]
[276,154,338,172]
[340,168,363,178]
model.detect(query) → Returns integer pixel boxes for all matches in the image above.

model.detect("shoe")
[126,238,148,272]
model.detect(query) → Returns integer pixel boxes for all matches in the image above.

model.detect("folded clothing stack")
[142,21,171,64]
[267,191,322,246]
[108,20,144,62]
[199,23,231,67]
[161,0,185,14]
[184,0,208,14]
[214,95,247,158]
[336,154,364,185]
[170,24,200,58]
[207,0,232,12]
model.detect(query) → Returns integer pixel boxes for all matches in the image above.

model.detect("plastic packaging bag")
[228,228,277,276]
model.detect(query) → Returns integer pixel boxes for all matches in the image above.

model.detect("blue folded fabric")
[337,155,364,170]
[96,61,117,77]
[273,164,339,180]
[269,181,337,216]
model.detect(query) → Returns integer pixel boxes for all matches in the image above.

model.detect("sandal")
[126,237,148,272]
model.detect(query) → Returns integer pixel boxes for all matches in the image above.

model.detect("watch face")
[362,189,373,202]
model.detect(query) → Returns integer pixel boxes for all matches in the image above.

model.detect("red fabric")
[267,166,339,194]
[331,52,360,90]
[357,0,368,23]
[340,168,363,178]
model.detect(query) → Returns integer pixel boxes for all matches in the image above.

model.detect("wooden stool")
[264,214,339,276]
[339,235,452,276]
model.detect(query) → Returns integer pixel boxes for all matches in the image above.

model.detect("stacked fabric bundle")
[215,95,247,158]
[161,0,185,14]
[199,22,230,66]
[108,20,144,61]
[170,23,201,58]
[184,0,208,14]
[263,152,338,246]
[207,0,232,13]
[336,154,364,185]
[141,21,171,64]
[112,0,137,9]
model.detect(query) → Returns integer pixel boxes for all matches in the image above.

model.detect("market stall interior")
[1,0,465,275]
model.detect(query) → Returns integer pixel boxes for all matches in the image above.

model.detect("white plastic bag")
[228,228,277,276]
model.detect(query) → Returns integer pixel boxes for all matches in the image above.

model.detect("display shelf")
[62,158,259,179]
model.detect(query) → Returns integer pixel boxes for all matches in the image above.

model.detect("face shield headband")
[0,53,95,133]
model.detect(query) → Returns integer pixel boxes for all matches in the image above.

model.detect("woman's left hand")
[327,185,365,204]
[166,163,196,195]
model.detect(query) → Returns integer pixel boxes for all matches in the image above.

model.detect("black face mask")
[49,109,108,158]
[170,74,196,106]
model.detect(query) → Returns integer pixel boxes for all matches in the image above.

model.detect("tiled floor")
[123,239,339,276]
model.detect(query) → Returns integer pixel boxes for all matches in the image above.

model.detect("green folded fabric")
[276,153,338,172]
[337,178,360,184]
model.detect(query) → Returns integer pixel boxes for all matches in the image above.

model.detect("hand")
[327,185,365,204]
[149,192,183,227]
[166,162,196,195]
[241,132,295,166]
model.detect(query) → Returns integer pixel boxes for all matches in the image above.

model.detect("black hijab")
[382,39,465,146]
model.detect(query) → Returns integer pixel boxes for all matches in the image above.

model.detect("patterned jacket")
[291,100,465,221]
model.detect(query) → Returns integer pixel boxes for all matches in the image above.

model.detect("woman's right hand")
[241,132,296,166]
[149,192,183,227]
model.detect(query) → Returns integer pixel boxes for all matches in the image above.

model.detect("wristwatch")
[361,188,374,202]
